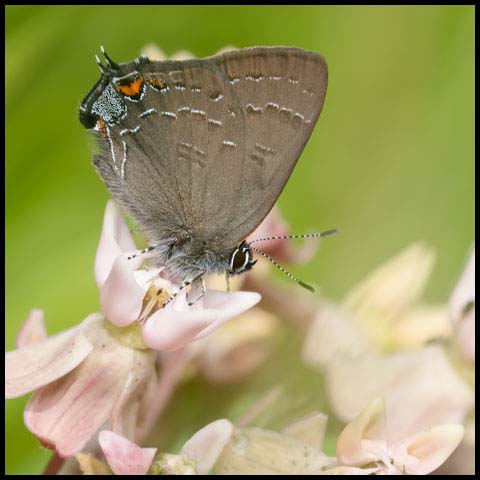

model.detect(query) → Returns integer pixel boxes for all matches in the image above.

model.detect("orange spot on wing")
[97,119,107,137]
[149,79,166,89]
[116,77,144,97]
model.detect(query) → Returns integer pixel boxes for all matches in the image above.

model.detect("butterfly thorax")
[144,229,256,282]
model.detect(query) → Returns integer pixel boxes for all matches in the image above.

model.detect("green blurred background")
[5,5,474,474]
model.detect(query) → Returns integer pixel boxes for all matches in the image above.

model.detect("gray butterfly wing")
[93,58,244,246]
[204,47,328,250]
[93,47,327,255]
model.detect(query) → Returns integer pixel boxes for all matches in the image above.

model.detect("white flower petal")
[449,247,475,326]
[142,308,214,351]
[449,247,475,361]
[6,324,92,399]
[327,346,474,445]
[99,256,146,327]
[16,309,47,348]
[194,290,261,339]
[181,419,234,474]
[281,411,328,451]
[391,424,465,475]
[344,242,435,334]
[95,200,140,288]
[303,303,369,369]
[99,430,156,475]
[214,426,333,474]
[336,398,388,467]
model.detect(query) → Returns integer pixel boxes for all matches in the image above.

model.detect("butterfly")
[80,46,330,302]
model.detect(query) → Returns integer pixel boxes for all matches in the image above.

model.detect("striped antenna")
[100,45,119,69]
[250,228,338,245]
[95,54,106,73]
[126,244,159,261]
[250,245,315,292]
[126,236,177,260]
[162,278,192,307]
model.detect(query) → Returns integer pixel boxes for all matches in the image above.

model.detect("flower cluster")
[5,200,260,458]
[74,396,464,475]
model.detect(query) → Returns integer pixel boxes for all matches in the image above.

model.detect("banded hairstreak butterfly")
[80,46,333,302]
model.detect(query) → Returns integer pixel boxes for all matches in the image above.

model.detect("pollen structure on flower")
[138,284,172,324]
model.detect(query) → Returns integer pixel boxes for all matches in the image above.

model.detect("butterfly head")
[79,46,150,130]
[228,241,257,275]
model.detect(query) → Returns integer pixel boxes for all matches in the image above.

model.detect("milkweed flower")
[335,398,465,475]
[303,242,451,368]
[211,392,464,475]
[5,201,260,458]
[95,200,261,351]
[299,242,474,474]
[438,246,475,475]
[213,411,337,475]
[5,311,158,458]
[75,419,234,475]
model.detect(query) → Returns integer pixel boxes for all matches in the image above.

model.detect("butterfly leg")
[162,272,205,308]
[187,277,206,306]
[126,244,158,260]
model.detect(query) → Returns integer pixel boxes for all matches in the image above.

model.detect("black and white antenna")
[100,45,119,69]
[250,245,315,292]
[250,229,338,245]
[126,244,158,261]
[95,54,106,73]
[250,228,339,292]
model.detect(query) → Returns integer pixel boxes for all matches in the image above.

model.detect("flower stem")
[43,452,64,475]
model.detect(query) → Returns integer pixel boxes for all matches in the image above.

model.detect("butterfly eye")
[229,243,253,274]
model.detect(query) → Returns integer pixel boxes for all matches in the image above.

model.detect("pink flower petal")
[281,412,328,450]
[23,315,145,457]
[135,350,188,443]
[108,349,157,439]
[99,256,146,327]
[344,241,435,325]
[194,290,261,339]
[99,430,156,475]
[248,207,290,258]
[180,419,233,474]
[391,425,465,475]
[449,247,475,361]
[303,303,370,369]
[16,309,48,348]
[327,346,474,445]
[247,206,317,264]
[95,200,141,289]
[193,308,277,383]
[133,268,163,289]
[336,398,388,467]
[142,308,215,351]
[434,419,475,475]
[6,326,92,399]
[449,247,475,326]
[454,308,475,361]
